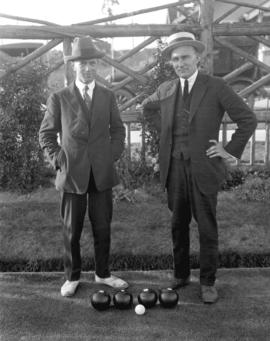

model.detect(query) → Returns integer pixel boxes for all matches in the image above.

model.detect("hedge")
[1,252,269,272]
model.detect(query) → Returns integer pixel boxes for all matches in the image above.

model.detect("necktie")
[183,79,189,102]
[83,85,92,110]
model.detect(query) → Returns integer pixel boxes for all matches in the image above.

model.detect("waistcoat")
[172,83,193,160]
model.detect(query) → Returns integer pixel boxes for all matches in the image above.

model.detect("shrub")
[136,41,176,158]
[246,165,270,179]
[1,252,270,271]
[221,165,247,190]
[0,62,48,192]
[115,150,159,190]
[234,175,270,202]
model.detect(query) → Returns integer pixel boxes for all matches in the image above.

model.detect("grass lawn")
[0,185,269,270]
[1,269,270,340]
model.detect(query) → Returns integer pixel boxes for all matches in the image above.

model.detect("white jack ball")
[135,304,146,315]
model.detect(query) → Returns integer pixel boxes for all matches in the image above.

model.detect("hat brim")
[163,41,205,58]
[65,51,105,62]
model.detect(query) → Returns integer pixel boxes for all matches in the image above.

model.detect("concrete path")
[0,268,270,341]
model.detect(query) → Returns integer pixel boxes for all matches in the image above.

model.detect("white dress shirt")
[75,79,95,100]
[180,69,198,94]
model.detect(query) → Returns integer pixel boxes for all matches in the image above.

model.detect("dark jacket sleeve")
[218,81,257,159]
[109,92,126,161]
[142,89,162,133]
[39,93,62,170]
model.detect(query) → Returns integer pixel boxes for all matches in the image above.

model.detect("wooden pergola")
[0,0,270,164]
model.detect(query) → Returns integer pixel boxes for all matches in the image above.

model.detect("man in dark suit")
[142,32,257,303]
[39,37,128,297]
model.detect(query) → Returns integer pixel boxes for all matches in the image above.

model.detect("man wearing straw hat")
[39,36,128,297]
[142,32,257,303]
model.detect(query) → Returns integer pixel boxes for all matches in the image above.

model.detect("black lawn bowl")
[159,288,179,308]
[91,290,111,311]
[138,288,158,309]
[113,290,133,310]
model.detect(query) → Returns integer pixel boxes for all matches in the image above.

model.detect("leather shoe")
[95,274,129,289]
[201,285,218,304]
[170,276,191,290]
[61,280,80,297]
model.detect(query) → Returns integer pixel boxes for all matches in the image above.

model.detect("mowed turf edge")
[0,269,269,341]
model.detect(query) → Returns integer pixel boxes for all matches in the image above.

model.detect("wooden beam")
[214,5,239,23]
[116,36,158,63]
[250,35,270,48]
[214,37,270,73]
[0,13,75,39]
[95,74,113,88]
[0,24,194,39]
[265,122,270,165]
[0,12,60,26]
[119,93,144,112]
[216,0,270,12]
[214,22,270,36]
[63,38,73,86]
[121,109,270,123]
[200,0,215,75]
[120,109,270,123]
[102,55,148,84]
[112,60,157,92]
[176,6,197,24]
[223,62,253,82]
[1,22,270,39]
[76,0,196,25]
[239,73,270,97]
[0,39,62,80]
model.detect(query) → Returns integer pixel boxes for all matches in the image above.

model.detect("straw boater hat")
[65,36,105,62]
[163,32,205,58]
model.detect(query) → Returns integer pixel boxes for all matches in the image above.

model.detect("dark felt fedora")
[65,36,105,62]
[163,32,205,58]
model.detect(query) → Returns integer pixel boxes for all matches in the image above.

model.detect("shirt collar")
[180,69,198,87]
[75,79,95,97]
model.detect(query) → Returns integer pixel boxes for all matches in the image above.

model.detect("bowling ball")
[113,289,133,309]
[138,288,158,308]
[91,290,111,311]
[159,288,179,308]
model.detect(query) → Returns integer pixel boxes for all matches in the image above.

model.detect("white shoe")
[61,280,80,297]
[95,274,129,289]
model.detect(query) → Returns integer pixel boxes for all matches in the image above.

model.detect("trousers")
[166,157,218,286]
[60,173,112,281]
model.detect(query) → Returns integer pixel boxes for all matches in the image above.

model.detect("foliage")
[1,252,270,272]
[234,175,270,202]
[115,150,159,188]
[136,41,176,160]
[221,164,270,192]
[102,0,120,17]
[221,165,247,190]
[246,164,270,179]
[0,62,48,192]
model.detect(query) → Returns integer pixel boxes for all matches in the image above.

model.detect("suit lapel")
[63,82,88,123]
[164,79,180,130]
[189,73,209,123]
[90,83,106,128]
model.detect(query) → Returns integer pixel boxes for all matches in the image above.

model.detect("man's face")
[73,59,98,84]
[170,45,200,79]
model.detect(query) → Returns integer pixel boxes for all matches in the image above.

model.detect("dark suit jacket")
[143,73,257,194]
[39,82,125,194]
